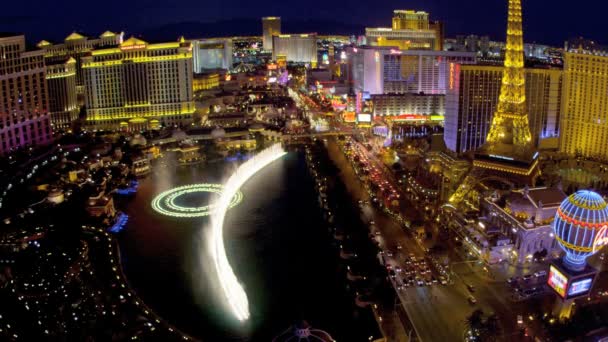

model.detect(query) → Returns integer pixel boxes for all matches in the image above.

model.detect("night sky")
[1,0,604,46]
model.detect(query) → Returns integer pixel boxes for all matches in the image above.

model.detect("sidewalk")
[372,304,411,342]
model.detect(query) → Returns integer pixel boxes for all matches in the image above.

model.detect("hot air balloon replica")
[548,190,608,318]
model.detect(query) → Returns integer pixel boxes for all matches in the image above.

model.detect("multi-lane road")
[325,137,533,342]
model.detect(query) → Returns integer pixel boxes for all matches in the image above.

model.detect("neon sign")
[592,225,608,253]
[449,63,455,90]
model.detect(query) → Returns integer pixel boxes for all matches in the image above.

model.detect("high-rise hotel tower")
[82,37,195,130]
[0,34,52,155]
[560,47,608,160]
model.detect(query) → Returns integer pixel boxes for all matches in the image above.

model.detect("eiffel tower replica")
[450,0,540,206]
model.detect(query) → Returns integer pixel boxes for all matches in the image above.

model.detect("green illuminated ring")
[151,184,243,218]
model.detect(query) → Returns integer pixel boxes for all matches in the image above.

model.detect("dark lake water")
[115,149,377,341]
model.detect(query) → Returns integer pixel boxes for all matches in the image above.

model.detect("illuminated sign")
[568,277,593,297]
[358,114,372,122]
[394,114,427,122]
[592,225,608,253]
[267,77,277,83]
[356,92,363,113]
[489,154,515,161]
[267,63,278,70]
[374,51,380,63]
[343,112,356,123]
[547,265,567,298]
[430,115,444,121]
[449,63,455,90]
[120,44,147,51]
[390,49,402,55]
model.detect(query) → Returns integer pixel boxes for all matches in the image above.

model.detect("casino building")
[0,34,53,155]
[81,37,195,130]
[447,186,565,264]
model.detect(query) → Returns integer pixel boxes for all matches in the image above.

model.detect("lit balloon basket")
[547,190,608,319]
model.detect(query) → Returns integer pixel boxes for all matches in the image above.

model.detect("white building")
[272,34,317,65]
[191,39,233,72]
[347,46,476,96]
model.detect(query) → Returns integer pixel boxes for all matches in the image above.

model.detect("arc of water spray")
[208,144,288,321]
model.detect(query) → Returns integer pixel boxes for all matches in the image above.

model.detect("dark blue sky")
[0,0,604,46]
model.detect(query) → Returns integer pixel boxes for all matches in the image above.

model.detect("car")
[507,277,517,285]
[397,244,403,250]
[534,270,547,278]
[375,231,381,236]
[522,274,533,281]
[395,266,403,273]
[369,220,376,225]
[466,284,476,292]
[517,315,524,325]
[386,251,394,257]
[468,296,477,305]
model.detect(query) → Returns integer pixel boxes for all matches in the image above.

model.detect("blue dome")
[553,190,608,270]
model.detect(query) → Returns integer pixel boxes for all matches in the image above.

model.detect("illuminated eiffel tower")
[449,0,540,206]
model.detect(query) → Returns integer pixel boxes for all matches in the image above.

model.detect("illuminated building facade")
[481,187,564,264]
[82,37,195,130]
[0,34,53,155]
[272,34,317,66]
[46,58,79,129]
[193,73,220,91]
[191,39,233,72]
[366,10,442,51]
[372,93,444,118]
[560,49,608,160]
[444,64,563,153]
[262,17,281,51]
[37,31,124,95]
[348,46,476,96]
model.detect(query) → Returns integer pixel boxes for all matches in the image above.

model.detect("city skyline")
[1,0,607,46]
[2,0,608,340]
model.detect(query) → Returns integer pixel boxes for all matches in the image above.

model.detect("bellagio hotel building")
[0,34,52,155]
[82,37,195,130]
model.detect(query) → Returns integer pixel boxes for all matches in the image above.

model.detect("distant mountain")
[138,18,365,41]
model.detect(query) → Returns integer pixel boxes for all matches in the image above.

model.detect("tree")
[480,314,501,341]
[466,309,484,333]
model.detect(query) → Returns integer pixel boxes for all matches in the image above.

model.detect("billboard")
[568,277,593,297]
[343,112,356,123]
[548,265,567,298]
[357,114,372,123]
[547,263,596,299]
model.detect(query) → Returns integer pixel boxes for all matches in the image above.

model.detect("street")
[325,137,529,342]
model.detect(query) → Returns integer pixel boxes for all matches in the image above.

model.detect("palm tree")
[465,309,485,337]
[480,314,501,341]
